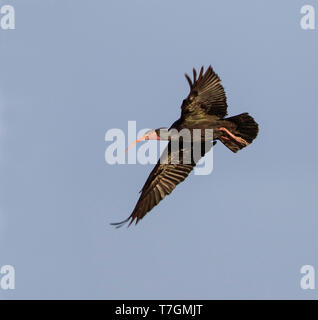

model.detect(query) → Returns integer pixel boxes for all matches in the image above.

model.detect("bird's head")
[126,128,167,152]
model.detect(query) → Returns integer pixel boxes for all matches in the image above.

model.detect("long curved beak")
[126,131,161,152]
[126,136,147,153]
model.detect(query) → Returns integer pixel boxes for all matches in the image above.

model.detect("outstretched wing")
[111,141,216,228]
[181,65,228,119]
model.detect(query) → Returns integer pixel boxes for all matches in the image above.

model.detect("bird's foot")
[220,136,230,143]
[219,127,249,147]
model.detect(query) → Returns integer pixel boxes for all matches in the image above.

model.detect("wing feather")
[111,141,216,227]
[181,65,228,119]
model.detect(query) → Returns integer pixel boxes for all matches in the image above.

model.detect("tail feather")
[220,113,258,153]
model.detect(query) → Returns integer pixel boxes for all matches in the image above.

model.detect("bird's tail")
[219,113,259,153]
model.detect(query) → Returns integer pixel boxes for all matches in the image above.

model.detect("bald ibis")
[111,66,258,227]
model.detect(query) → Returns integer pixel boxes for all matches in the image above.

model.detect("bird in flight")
[111,66,258,228]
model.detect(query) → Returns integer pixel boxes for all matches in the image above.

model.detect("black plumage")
[111,66,258,227]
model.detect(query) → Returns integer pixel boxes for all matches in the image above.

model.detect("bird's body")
[111,66,259,227]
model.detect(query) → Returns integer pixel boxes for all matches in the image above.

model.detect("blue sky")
[0,0,318,299]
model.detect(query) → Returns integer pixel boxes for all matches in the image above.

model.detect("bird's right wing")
[111,141,215,227]
[181,65,228,119]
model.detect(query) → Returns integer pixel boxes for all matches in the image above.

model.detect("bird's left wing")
[111,141,215,227]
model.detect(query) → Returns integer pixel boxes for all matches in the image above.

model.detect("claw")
[219,127,248,147]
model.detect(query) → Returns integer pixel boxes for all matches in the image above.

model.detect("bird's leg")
[220,136,230,143]
[219,127,249,147]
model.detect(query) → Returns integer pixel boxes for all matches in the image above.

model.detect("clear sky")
[0,0,318,299]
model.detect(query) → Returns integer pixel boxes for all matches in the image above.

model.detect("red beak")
[126,136,147,153]
[126,132,161,153]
